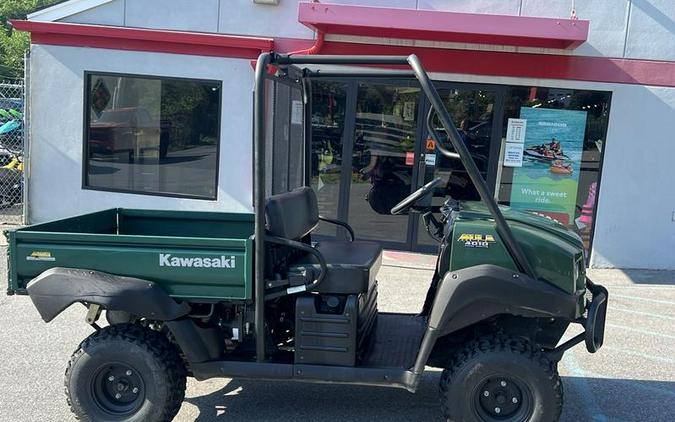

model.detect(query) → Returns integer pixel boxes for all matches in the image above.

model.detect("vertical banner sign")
[509,107,587,225]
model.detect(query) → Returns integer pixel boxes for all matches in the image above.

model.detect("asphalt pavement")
[1,248,674,421]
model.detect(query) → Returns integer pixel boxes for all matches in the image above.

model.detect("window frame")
[81,70,223,200]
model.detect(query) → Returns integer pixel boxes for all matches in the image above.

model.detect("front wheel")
[65,323,187,422]
[440,336,562,422]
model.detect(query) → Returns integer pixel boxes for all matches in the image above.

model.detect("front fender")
[429,264,579,337]
[26,267,190,322]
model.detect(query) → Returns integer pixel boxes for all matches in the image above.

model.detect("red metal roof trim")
[11,20,274,59]
[315,40,675,88]
[11,20,674,88]
[298,2,589,50]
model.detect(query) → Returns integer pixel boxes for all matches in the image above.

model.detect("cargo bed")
[6,208,254,299]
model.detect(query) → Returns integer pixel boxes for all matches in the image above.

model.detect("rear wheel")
[65,323,187,422]
[439,335,562,422]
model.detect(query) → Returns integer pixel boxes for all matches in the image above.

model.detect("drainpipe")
[287,30,325,56]
[287,0,324,56]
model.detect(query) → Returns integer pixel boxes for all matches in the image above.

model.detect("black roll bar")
[253,53,537,362]
[407,55,536,279]
[304,69,417,79]
[275,55,411,65]
[253,53,272,362]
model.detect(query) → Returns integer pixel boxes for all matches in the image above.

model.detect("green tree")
[0,0,60,78]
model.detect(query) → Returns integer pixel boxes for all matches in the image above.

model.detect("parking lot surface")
[1,248,674,421]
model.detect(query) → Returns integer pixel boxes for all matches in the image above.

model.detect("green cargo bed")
[6,208,254,300]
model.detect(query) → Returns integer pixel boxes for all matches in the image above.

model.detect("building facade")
[15,0,675,269]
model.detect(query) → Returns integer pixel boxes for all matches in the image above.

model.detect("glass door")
[415,84,502,249]
[310,80,503,252]
[346,82,423,248]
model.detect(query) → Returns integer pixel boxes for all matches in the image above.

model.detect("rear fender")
[26,267,190,322]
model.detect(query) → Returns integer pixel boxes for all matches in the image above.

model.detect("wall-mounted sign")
[425,153,436,166]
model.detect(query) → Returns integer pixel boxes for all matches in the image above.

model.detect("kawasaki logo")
[159,254,236,269]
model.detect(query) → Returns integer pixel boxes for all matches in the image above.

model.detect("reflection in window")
[84,73,221,199]
[310,82,347,237]
[427,89,495,203]
[418,88,496,247]
[348,84,419,243]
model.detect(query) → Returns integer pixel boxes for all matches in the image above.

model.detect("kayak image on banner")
[509,107,587,225]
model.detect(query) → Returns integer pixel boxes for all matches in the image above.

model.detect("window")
[309,78,611,258]
[84,73,221,199]
[497,86,612,256]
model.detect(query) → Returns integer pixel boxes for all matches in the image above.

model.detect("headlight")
[573,254,586,292]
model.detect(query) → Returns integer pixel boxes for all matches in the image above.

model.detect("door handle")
[417,154,426,187]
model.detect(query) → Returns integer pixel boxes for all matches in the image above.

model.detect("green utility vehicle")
[6,54,607,422]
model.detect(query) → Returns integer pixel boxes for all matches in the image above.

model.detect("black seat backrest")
[265,186,319,240]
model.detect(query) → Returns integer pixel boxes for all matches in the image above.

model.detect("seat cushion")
[291,240,383,294]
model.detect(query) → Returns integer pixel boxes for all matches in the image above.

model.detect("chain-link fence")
[0,79,25,224]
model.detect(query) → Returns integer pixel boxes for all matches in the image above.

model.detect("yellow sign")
[426,139,436,150]
[30,251,51,257]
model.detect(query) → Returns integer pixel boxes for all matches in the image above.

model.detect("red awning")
[11,20,274,59]
[298,2,588,50]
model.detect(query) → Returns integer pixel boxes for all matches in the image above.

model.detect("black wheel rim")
[91,362,145,416]
[472,376,533,421]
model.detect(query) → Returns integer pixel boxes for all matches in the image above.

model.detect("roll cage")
[252,53,537,362]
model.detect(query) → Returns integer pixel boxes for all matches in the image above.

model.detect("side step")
[190,361,419,392]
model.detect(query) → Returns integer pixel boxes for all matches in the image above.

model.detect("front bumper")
[548,277,608,361]
[584,278,609,353]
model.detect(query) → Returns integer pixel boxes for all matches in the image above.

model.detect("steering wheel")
[391,177,443,215]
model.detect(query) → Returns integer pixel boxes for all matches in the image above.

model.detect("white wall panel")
[125,0,220,32]
[625,0,675,61]
[591,84,675,269]
[521,0,631,58]
[28,45,254,222]
[217,0,312,38]
[61,0,125,26]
